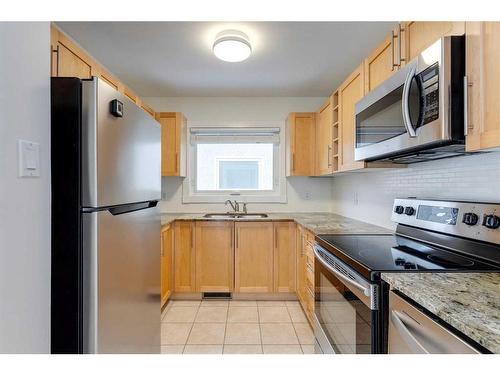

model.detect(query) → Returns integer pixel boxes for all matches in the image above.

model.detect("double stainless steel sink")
[203,213,269,219]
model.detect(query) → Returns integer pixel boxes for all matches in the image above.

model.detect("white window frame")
[182,121,287,203]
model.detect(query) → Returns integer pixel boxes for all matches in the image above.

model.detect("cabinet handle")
[175,152,178,173]
[292,153,295,172]
[398,23,406,65]
[191,225,194,249]
[464,76,473,136]
[327,145,332,167]
[236,228,239,248]
[275,227,278,248]
[391,29,397,71]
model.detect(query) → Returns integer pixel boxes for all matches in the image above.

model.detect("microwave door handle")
[402,64,418,138]
[313,246,370,297]
[390,310,430,354]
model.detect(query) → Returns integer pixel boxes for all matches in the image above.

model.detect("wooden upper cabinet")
[402,21,465,62]
[465,22,500,151]
[97,68,121,91]
[316,96,334,175]
[339,63,366,172]
[51,28,93,79]
[156,112,187,177]
[173,221,195,293]
[364,32,398,94]
[234,222,274,293]
[161,224,173,306]
[195,222,234,293]
[50,25,157,120]
[274,222,296,293]
[286,113,316,176]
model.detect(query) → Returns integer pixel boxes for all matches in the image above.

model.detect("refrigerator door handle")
[107,201,158,216]
[82,200,159,216]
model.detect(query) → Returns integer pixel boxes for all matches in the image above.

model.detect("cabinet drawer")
[304,229,315,243]
[305,263,314,287]
[305,242,315,267]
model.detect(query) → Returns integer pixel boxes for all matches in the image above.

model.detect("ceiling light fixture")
[213,30,252,62]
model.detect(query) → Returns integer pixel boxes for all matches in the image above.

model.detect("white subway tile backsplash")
[331,152,500,229]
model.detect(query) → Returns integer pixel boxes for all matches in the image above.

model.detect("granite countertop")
[160,212,391,235]
[382,272,500,353]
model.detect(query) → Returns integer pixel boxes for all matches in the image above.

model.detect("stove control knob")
[482,215,500,229]
[395,258,406,266]
[404,207,415,216]
[404,262,416,270]
[394,205,404,214]
[462,213,479,226]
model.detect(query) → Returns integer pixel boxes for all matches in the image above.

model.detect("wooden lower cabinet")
[195,221,234,292]
[161,224,173,306]
[173,221,195,293]
[274,222,296,293]
[234,222,274,293]
[296,225,315,325]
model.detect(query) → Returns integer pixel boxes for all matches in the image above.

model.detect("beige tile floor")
[160,300,316,354]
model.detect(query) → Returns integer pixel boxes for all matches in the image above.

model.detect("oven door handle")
[313,245,370,297]
[402,64,418,138]
[391,310,430,354]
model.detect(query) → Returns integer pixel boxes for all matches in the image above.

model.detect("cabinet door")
[274,222,296,293]
[296,226,306,307]
[364,33,397,94]
[173,221,195,293]
[55,41,92,79]
[339,64,366,172]
[403,21,465,61]
[195,221,234,292]
[161,224,173,306]
[465,22,500,151]
[157,112,186,177]
[234,222,274,293]
[287,113,316,176]
[316,98,333,175]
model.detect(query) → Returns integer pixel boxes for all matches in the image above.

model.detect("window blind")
[190,127,280,144]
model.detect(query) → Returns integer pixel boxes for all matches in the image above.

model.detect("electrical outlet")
[304,191,312,200]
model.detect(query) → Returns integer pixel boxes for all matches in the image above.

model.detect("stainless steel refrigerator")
[51,77,161,353]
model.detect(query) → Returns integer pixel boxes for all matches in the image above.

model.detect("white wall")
[331,152,500,230]
[0,22,51,353]
[145,96,334,213]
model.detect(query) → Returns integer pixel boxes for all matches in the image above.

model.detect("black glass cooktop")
[315,234,500,279]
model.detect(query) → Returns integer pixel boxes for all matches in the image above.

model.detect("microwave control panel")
[419,64,439,125]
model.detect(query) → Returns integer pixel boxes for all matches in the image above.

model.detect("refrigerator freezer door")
[82,205,161,353]
[81,78,161,208]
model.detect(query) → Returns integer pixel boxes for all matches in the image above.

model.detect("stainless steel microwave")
[355,36,466,163]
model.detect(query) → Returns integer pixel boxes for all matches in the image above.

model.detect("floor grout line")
[181,304,200,354]
[286,304,303,353]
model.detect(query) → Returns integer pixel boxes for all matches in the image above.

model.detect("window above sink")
[182,122,287,203]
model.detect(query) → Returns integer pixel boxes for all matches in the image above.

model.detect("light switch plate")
[18,139,40,177]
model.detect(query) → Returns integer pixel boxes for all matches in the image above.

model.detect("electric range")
[312,198,500,354]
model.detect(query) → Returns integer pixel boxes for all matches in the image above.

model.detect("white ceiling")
[57,22,396,97]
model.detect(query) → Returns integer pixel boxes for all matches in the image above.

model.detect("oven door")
[354,37,453,162]
[313,245,380,354]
